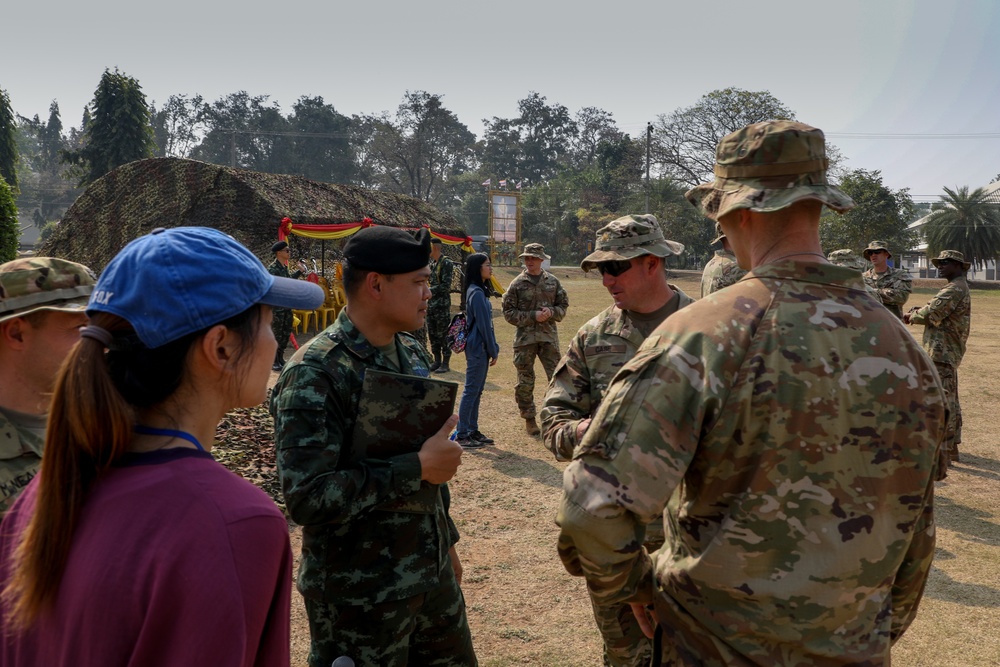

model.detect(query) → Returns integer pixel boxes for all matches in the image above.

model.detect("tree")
[0,177,18,261]
[820,169,917,255]
[192,91,287,171]
[570,107,623,168]
[652,88,796,187]
[280,96,354,184]
[481,92,578,184]
[354,91,475,203]
[922,185,1000,271]
[151,94,204,158]
[0,88,17,190]
[63,69,155,186]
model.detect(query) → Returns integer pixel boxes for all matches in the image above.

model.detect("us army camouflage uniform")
[828,249,880,298]
[0,409,43,514]
[502,270,568,418]
[428,255,455,364]
[270,309,475,667]
[863,265,912,319]
[700,249,747,297]
[909,273,970,473]
[268,259,303,357]
[541,288,694,667]
[558,262,946,667]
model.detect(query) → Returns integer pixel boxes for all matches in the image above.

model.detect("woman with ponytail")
[0,227,324,666]
[455,252,500,448]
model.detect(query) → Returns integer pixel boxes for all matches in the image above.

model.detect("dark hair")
[463,253,490,296]
[342,260,375,297]
[3,305,263,628]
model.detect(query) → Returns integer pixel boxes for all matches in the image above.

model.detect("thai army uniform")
[908,250,971,474]
[558,262,945,666]
[542,213,687,667]
[700,248,747,297]
[427,253,455,370]
[270,309,474,667]
[268,258,303,363]
[502,246,568,421]
[862,241,912,319]
[0,257,95,514]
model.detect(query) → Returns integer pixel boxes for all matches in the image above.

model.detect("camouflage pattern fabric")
[501,270,568,347]
[699,249,747,297]
[0,257,95,323]
[512,343,561,419]
[827,250,880,298]
[428,256,455,361]
[270,309,470,660]
[908,275,971,367]
[303,562,476,667]
[909,275,970,473]
[541,286,694,667]
[557,261,945,667]
[268,259,302,354]
[862,265,913,319]
[0,408,44,514]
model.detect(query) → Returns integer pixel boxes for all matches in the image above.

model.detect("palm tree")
[923,185,1000,271]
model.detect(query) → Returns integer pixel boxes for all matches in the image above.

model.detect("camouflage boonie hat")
[930,249,970,271]
[862,240,892,260]
[0,257,96,324]
[580,214,684,271]
[685,120,856,222]
[711,222,726,245]
[827,249,867,271]
[519,243,550,260]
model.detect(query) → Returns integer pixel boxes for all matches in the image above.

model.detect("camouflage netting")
[37,157,468,274]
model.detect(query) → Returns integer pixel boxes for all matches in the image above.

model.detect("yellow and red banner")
[279,217,473,252]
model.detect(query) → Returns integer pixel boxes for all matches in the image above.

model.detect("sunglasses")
[596,260,634,277]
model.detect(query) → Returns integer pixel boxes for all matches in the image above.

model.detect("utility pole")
[645,122,652,214]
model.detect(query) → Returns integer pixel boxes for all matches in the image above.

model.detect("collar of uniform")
[749,260,868,292]
[326,308,380,361]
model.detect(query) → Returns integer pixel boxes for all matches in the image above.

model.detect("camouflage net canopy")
[38,157,468,274]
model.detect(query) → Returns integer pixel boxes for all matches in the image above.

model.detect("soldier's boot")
[272,348,285,372]
[429,351,442,372]
[434,352,451,374]
[525,417,540,436]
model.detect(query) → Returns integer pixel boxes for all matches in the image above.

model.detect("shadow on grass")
[926,565,1000,608]
[951,454,1000,483]
[934,496,1000,547]
[462,446,564,490]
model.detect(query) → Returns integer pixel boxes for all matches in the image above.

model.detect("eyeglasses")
[596,260,634,277]
[869,250,887,256]
[937,259,958,266]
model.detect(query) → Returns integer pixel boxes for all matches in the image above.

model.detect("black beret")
[430,237,442,245]
[271,241,289,253]
[344,226,430,274]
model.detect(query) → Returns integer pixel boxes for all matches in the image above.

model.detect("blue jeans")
[457,344,489,438]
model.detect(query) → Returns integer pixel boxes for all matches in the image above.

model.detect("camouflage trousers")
[592,524,663,667]
[272,308,293,356]
[303,564,477,667]
[512,342,561,418]
[936,362,962,479]
[427,298,452,361]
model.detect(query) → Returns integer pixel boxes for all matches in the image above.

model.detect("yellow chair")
[313,277,339,330]
[292,309,315,334]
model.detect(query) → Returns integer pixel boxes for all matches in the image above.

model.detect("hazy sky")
[5,0,998,201]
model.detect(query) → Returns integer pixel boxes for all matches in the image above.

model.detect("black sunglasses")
[596,260,634,277]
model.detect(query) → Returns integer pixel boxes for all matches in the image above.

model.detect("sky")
[4,0,1000,202]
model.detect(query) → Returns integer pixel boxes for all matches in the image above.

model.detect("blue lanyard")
[133,425,205,452]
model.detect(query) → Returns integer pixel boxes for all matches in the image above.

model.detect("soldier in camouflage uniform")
[541,214,691,667]
[557,121,946,666]
[828,249,880,298]
[502,243,569,435]
[268,240,306,370]
[862,240,913,319]
[427,237,455,373]
[270,226,476,667]
[0,258,95,513]
[700,222,748,297]
[905,249,971,478]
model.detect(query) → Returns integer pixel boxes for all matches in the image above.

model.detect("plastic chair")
[292,309,315,333]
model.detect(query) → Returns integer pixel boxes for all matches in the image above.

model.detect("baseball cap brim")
[261,276,325,311]
[580,240,684,272]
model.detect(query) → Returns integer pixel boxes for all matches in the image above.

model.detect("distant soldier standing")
[862,240,912,318]
[541,215,691,667]
[268,240,306,370]
[905,250,972,477]
[700,222,747,296]
[502,243,568,435]
[427,237,455,373]
[828,249,879,297]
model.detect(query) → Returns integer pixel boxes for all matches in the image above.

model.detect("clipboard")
[352,369,458,513]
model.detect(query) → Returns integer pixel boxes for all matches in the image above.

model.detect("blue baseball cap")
[88,226,325,348]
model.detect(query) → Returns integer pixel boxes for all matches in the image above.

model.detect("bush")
[0,178,19,262]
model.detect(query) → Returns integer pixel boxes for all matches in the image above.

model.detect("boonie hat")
[827,249,866,271]
[685,120,855,222]
[710,222,726,246]
[519,243,550,260]
[580,214,683,272]
[344,226,431,274]
[930,249,970,271]
[88,227,324,349]
[0,257,96,324]
[862,241,892,260]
